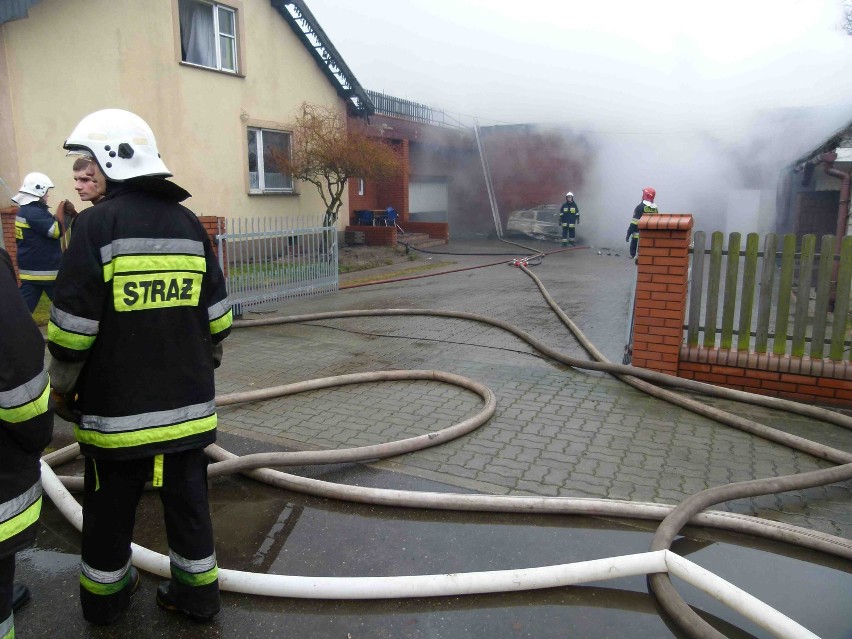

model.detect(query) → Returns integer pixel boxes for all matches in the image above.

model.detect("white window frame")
[179,0,239,73]
[247,127,294,194]
[358,178,365,196]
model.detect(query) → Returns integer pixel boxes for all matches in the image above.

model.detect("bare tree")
[845,0,852,35]
[272,103,402,228]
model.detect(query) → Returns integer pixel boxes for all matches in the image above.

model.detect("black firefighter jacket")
[47,178,232,460]
[0,248,53,559]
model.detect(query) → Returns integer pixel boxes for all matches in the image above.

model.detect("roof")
[270,0,374,117]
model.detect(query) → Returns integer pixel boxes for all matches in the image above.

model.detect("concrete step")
[397,233,447,248]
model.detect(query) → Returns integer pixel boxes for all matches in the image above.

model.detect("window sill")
[248,190,299,196]
[179,61,245,79]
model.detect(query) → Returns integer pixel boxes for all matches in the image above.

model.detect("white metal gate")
[216,216,338,313]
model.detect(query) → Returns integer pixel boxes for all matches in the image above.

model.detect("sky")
[306,0,852,132]
[305,0,852,243]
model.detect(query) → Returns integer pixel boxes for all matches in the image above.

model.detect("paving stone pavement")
[214,239,852,540]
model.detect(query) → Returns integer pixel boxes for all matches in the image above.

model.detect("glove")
[51,389,81,424]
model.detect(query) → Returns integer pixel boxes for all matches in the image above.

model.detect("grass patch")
[341,261,455,287]
[32,293,51,327]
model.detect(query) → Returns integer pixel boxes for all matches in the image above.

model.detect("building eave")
[270,0,374,118]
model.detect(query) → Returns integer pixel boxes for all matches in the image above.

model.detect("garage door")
[409,179,448,222]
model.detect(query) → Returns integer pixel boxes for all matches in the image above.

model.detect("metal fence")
[686,231,852,360]
[216,216,338,313]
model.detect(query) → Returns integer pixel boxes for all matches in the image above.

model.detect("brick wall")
[1,207,19,276]
[631,214,692,376]
[197,215,227,277]
[377,139,409,223]
[401,221,449,241]
[631,212,852,406]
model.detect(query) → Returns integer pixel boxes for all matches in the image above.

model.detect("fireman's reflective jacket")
[626,200,658,241]
[47,178,232,460]
[0,249,53,558]
[15,200,63,281]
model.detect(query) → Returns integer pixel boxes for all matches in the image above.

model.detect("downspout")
[820,152,851,241]
[820,152,851,309]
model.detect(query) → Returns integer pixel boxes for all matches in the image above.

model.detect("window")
[178,0,238,73]
[247,128,293,193]
[358,178,365,196]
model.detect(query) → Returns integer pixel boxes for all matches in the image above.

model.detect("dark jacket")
[0,248,54,558]
[14,201,63,281]
[626,201,658,240]
[559,199,580,223]
[47,178,232,460]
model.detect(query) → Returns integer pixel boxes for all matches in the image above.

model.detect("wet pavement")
[20,239,852,638]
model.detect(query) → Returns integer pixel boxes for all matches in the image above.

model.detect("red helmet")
[642,187,656,203]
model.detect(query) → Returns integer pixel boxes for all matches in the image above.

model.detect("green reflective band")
[19,273,56,281]
[103,254,207,282]
[209,309,233,336]
[80,569,134,596]
[0,380,50,424]
[75,413,217,449]
[0,497,41,543]
[113,272,203,312]
[153,454,164,488]
[47,320,97,351]
[0,614,12,639]
[173,564,219,587]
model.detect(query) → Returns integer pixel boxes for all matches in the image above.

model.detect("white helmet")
[12,172,54,205]
[63,109,171,181]
[566,192,574,197]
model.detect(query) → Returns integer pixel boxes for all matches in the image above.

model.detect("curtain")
[178,0,216,68]
[0,0,43,25]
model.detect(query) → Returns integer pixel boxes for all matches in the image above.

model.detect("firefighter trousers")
[80,448,220,624]
[0,556,14,638]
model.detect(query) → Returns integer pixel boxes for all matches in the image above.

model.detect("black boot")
[156,581,219,622]
[12,583,31,612]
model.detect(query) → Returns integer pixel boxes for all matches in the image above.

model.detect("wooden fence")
[686,231,851,361]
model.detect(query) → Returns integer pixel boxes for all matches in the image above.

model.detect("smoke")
[308,0,852,245]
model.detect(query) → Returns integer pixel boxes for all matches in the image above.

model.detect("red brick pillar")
[197,215,227,276]
[630,214,693,375]
[1,207,20,280]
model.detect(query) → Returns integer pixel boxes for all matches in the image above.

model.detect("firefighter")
[559,192,580,247]
[47,109,233,625]
[12,172,63,311]
[625,187,658,260]
[0,247,55,637]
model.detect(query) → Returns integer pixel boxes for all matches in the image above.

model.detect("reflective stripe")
[207,298,231,322]
[0,613,12,639]
[170,549,219,586]
[47,220,60,239]
[19,269,58,280]
[0,370,50,424]
[153,455,164,488]
[47,321,98,351]
[209,308,233,336]
[0,481,42,543]
[101,238,205,263]
[76,414,217,449]
[47,307,99,351]
[50,306,100,334]
[104,255,206,283]
[15,216,28,227]
[0,370,49,410]
[101,238,205,281]
[81,401,215,434]
[80,557,132,595]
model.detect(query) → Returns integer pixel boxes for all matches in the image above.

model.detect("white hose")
[38,460,817,638]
